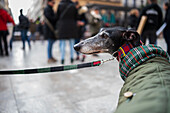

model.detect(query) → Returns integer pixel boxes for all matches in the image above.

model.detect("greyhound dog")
[74,27,170,113]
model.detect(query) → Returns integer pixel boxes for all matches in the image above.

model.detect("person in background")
[29,19,36,42]
[86,6,102,57]
[128,9,139,29]
[101,9,109,27]
[75,1,88,62]
[87,7,102,37]
[163,2,170,55]
[56,0,78,64]
[9,25,15,51]
[19,9,31,50]
[44,0,57,63]
[37,21,44,43]
[0,3,15,56]
[109,10,116,27]
[138,0,162,45]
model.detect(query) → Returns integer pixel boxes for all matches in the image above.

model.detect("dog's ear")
[123,30,141,47]
[99,28,106,32]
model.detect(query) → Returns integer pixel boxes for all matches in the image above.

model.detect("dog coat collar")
[117,41,144,61]
[117,42,134,61]
[119,44,170,80]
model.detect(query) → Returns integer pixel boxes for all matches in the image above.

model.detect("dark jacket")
[77,9,87,39]
[164,7,170,30]
[56,0,78,39]
[138,3,163,31]
[19,14,29,30]
[128,14,138,29]
[44,5,56,39]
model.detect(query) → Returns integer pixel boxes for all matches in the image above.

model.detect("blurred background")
[0,0,169,113]
[1,0,168,40]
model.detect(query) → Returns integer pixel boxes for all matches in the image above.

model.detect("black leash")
[0,58,115,75]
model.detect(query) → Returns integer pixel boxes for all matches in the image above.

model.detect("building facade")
[0,0,12,14]
[27,0,167,22]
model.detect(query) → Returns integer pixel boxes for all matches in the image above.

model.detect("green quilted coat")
[114,57,170,113]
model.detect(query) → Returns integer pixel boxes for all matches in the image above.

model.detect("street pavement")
[0,38,167,113]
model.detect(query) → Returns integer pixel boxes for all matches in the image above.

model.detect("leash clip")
[100,57,115,65]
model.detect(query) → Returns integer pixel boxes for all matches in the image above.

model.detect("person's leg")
[28,33,32,42]
[163,29,170,55]
[75,39,80,60]
[48,39,55,59]
[21,30,25,50]
[32,33,36,42]
[25,30,31,49]
[2,31,9,56]
[9,35,13,51]
[148,30,157,44]
[9,27,15,51]
[48,39,52,59]
[0,31,3,55]
[69,39,75,63]
[141,31,147,45]
[166,33,170,55]
[29,33,36,42]
[60,40,66,64]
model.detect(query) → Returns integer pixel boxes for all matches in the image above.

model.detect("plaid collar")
[117,42,134,61]
[119,44,170,80]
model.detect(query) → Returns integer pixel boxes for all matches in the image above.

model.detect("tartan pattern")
[117,43,133,61]
[118,44,170,80]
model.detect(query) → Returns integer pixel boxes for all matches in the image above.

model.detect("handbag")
[44,4,72,38]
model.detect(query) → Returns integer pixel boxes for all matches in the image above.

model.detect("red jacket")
[0,9,15,31]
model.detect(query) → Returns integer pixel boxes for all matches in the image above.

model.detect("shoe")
[76,56,80,60]
[61,59,64,64]
[48,58,56,63]
[10,46,12,51]
[21,47,25,50]
[82,55,86,62]
[0,51,3,56]
[71,58,74,64]
[5,52,9,56]
[51,57,57,62]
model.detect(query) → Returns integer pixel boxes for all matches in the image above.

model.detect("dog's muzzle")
[74,44,81,51]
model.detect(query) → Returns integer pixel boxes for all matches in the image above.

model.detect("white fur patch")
[99,30,109,37]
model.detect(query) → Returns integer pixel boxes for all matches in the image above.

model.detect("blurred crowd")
[0,0,170,64]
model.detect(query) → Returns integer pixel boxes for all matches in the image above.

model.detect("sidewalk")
[0,38,167,113]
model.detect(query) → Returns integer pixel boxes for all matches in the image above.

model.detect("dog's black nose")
[74,44,81,51]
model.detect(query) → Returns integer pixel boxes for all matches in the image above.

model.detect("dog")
[74,27,170,113]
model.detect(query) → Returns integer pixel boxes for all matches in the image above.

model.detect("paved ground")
[0,38,167,113]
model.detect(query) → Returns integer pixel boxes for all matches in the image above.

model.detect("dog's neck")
[116,40,144,61]
[116,42,134,61]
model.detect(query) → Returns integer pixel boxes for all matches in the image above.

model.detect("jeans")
[75,39,80,56]
[60,39,75,60]
[10,27,15,50]
[48,39,56,59]
[29,33,36,42]
[163,28,170,55]
[21,29,31,49]
[9,35,14,50]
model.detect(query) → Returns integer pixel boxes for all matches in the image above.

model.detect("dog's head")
[74,27,141,57]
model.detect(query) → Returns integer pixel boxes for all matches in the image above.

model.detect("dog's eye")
[101,33,109,39]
